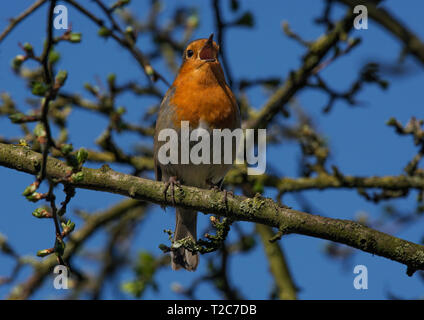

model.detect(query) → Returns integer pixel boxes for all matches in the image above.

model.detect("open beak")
[199,33,216,62]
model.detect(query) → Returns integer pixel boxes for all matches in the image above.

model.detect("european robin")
[153,34,241,271]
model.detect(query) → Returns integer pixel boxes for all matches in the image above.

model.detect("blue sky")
[0,0,423,299]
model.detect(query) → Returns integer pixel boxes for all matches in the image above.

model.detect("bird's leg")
[208,179,234,210]
[163,176,181,206]
[222,189,234,210]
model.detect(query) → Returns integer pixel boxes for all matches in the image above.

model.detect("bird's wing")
[153,86,176,182]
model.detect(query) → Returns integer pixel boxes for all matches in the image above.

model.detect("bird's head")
[180,34,220,71]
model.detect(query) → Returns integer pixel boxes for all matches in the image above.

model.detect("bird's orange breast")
[170,63,238,130]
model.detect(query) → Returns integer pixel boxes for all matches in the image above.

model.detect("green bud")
[107,73,116,87]
[22,182,38,196]
[33,123,46,138]
[125,26,134,34]
[348,37,361,47]
[32,207,51,218]
[48,50,61,64]
[76,148,88,164]
[12,55,25,70]
[98,26,112,37]
[386,117,397,126]
[9,113,25,123]
[116,106,126,115]
[55,70,68,87]
[145,65,154,76]
[71,171,84,183]
[187,14,199,28]
[23,42,33,52]
[18,139,28,147]
[37,249,53,257]
[61,220,75,234]
[26,192,43,202]
[69,32,82,43]
[31,81,48,96]
[83,82,99,95]
[124,26,136,42]
[61,144,74,155]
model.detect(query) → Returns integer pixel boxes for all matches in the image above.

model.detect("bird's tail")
[171,208,199,271]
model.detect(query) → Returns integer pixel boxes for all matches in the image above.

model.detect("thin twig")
[211,0,234,87]
[0,0,48,43]
[38,0,58,183]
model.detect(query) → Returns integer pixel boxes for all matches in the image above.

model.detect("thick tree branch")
[77,152,424,193]
[1,142,424,274]
[248,172,424,192]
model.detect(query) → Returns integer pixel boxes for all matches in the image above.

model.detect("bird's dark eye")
[186,49,194,58]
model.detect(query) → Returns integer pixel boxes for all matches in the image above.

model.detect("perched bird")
[153,34,241,271]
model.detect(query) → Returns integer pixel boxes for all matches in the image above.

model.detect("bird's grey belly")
[162,162,231,189]
[159,128,236,188]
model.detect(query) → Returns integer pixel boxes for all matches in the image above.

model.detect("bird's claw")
[223,189,234,210]
[209,184,233,210]
[211,185,221,192]
[164,176,181,206]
